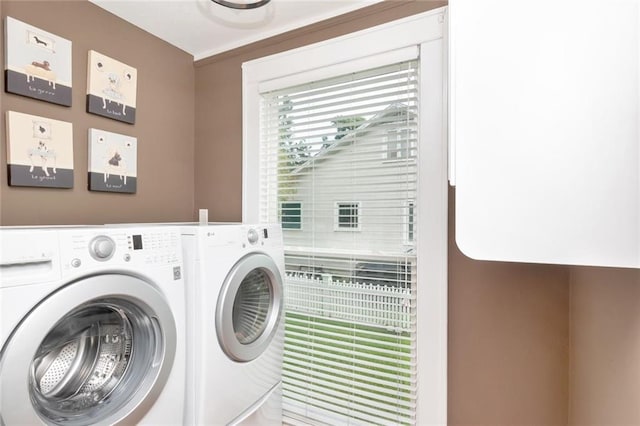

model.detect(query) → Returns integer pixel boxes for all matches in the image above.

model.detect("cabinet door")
[449,0,639,268]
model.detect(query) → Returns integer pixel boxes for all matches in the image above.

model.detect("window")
[263,60,419,425]
[385,129,416,160]
[280,201,302,230]
[335,201,360,231]
[243,8,447,425]
[406,201,415,243]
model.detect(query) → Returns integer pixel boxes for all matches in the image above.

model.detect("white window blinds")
[260,59,420,425]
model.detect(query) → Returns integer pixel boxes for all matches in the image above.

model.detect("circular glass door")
[216,253,283,362]
[0,274,176,426]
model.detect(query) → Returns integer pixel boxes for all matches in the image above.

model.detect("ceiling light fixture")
[210,0,271,10]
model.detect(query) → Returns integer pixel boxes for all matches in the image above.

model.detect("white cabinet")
[449,0,640,268]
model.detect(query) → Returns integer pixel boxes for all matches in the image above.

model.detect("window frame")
[280,200,302,230]
[334,201,361,232]
[385,128,417,161]
[242,7,448,424]
[405,200,416,244]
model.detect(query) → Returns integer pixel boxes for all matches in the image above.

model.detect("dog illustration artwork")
[101,70,127,115]
[87,51,137,124]
[27,30,54,52]
[5,17,72,106]
[24,59,57,89]
[32,60,50,70]
[32,35,48,47]
[104,149,128,185]
[6,112,73,188]
[27,140,57,177]
[88,129,137,193]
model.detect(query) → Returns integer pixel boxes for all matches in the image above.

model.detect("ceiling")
[88,0,385,61]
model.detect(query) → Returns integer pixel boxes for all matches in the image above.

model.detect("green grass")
[283,311,415,425]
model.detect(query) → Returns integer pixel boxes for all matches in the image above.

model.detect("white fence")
[284,273,413,332]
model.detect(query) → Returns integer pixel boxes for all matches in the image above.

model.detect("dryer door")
[216,253,283,362]
[0,274,176,426]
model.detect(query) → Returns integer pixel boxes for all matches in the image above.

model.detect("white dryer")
[0,226,186,425]
[181,223,285,425]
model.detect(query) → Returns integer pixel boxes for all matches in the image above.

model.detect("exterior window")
[385,129,415,160]
[335,202,360,230]
[280,201,301,230]
[247,30,448,422]
[407,201,415,242]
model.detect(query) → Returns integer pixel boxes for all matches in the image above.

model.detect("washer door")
[0,274,176,426]
[216,253,283,362]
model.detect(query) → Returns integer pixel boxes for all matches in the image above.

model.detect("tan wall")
[194,2,571,424]
[1,0,195,225]
[569,267,640,424]
[448,189,570,425]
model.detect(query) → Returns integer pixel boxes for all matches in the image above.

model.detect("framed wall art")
[4,17,72,106]
[86,51,137,124]
[6,111,74,188]
[88,128,137,193]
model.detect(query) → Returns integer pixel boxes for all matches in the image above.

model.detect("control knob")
[90,236,116,261]
[247,228,259,244]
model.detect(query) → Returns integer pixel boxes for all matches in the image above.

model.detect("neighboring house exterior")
[279,104,417,282]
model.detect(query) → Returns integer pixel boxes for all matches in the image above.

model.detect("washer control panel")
[59,227,182,271]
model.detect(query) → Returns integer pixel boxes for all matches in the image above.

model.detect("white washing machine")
[0,226,186,425]
[180,223,285,425]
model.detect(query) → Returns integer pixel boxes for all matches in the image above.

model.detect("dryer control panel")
[203,224,283,250]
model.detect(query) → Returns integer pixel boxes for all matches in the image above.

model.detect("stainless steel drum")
[31,303,133,411]
[27,299,160,423]
[232,268,272,344]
